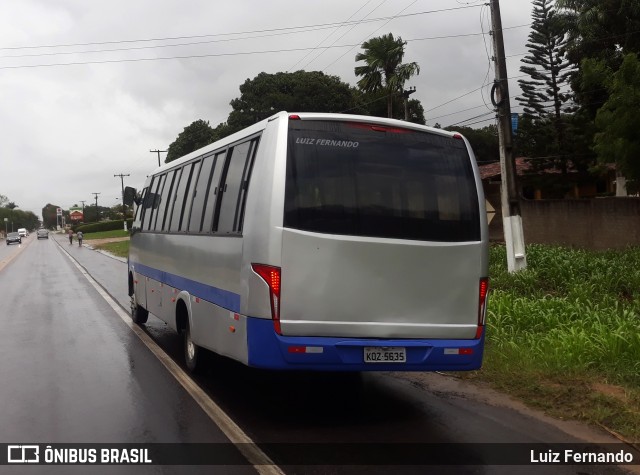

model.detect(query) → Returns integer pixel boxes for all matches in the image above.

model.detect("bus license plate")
[364,347,406,363]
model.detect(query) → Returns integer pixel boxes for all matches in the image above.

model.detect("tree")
[42,204,61,229]
[445,125,499,165]
[517,0,575,173]
[355,33,420,118]
[225,71,362,134]
[593,53,640,185]
[558,0,640,64]
[165,120,216,163]
[166,70,427,151]
[357,88,425,124]
[83,204,111,223]
[558,0,640,115]
[0,202,39,232]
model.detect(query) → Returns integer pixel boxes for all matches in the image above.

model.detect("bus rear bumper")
[246,317,484,371]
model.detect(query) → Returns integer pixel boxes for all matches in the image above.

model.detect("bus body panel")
[239,116,287,317]
[280,229,483,339]
[246,317,485,371]
[127,111,488,372]
[188,291,249,365]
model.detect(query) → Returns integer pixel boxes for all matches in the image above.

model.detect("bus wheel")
[184,322,202,373]
[130,295,149,324]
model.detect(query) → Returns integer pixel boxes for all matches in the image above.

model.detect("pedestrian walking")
[68,229,73,245]
[77,231,83,247]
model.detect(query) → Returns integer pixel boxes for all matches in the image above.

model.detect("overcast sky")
[0,0,535,217]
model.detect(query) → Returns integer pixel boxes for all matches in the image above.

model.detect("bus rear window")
[284,120,480,242]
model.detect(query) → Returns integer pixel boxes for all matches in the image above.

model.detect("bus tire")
[184,322,202,373]
[131,295,149,325]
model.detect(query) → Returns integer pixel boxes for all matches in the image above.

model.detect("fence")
[488,198,640,250]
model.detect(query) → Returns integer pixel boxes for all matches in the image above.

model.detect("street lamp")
[3,217,7,237]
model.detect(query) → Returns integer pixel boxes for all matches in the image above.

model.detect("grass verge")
[93,240,129,258]
[461,244,640,442]
[83,229,129,240]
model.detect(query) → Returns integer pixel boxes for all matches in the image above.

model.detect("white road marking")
[58,243,284,475]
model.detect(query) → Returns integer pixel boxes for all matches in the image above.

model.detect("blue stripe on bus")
[246,317,484,371]
[131,262,241,313]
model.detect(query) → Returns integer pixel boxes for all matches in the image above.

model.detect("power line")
[0,5,484,52]
[0,27,528,63]
[305,0,390,70]
[0,23,352,60]
[288,0,375,72]
[322,0,419,72]
[447,116,496,128]
[447,111,496,127]
[0,38,538,72]
[0,45,351,70]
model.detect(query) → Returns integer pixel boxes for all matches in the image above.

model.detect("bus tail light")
[251,264,282,335]
[476,277,489,339]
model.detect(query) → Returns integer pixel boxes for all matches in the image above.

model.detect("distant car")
[6,232,21,245]
[37,229,49,239]
[18,228,28,237]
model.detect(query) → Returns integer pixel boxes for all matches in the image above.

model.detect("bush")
[74,219,133,233]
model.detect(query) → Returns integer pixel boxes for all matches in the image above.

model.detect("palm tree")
[355,33,420,118]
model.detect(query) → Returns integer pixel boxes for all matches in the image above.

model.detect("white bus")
[125,112,489,373]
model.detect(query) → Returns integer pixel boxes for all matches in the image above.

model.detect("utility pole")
[150,149,167,167]
[402,87,416,121]
[490,0,527,272]
[92,192,101,222]
[114,173,130,230]
[80,200,86,223]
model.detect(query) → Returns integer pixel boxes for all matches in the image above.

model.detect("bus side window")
[150,174,167,229]
[215,139,257,234]
[169,163,195,232]
[142,177,160,230]
[180,160,202,232]
[164,168,184,231]
[234,138,259,233]
[202,151,226,233]
[188,154,215,233]
[155,170,177,231]
[134,187,148,225]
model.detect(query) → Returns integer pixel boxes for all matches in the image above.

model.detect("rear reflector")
[251,264,282,335]
[444,348,474,355]
[287,346,324,354]
[289,114,301,120]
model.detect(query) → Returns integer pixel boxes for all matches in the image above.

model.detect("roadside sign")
[486,199,496,225]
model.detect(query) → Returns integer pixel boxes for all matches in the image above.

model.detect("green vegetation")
[82,229,129,240]
[466,244,640,440]
[354,32,420,119]
[93,240,128,258]
[0,194,40,231]
[76,220,133,233]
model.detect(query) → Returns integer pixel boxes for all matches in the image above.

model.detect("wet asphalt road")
[0,234,255,475]
[0,233,634,474]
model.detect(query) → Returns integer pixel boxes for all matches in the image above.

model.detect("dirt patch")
[592,382,629,404]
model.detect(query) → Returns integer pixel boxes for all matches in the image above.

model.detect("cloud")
[0,0,534,216]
